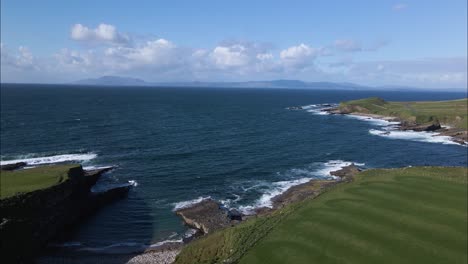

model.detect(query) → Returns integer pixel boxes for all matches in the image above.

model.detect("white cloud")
[70,23,130,45]
[392,3,407,11]
[210,44,250,68]
[280,43,316,60]
[256,53,274,61]
[2,25,466,89]
[279,44,318,69]
[0,44,38,70]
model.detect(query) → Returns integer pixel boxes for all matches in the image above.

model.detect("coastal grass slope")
[339,97,468,129]
[175,167,468,264]
[0,165,77,199]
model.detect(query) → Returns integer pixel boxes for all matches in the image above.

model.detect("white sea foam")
[345,114,400,126]
[184,228,198,238]
[369,129,463,146]
[301,104,318,110]
[303,103,338,115]
[239,177,312,214]
[0,153,97,166]
[172,196,211,211]
[147,239,184,249]
[219,194,242,208]
[238,160,364,214]
[128,180,139,187]
[83,165,114,170]
[342,114,467,146]
[316,160,365,179]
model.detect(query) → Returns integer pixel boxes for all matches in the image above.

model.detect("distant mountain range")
[73,76,461,91]
[74,76,373,90]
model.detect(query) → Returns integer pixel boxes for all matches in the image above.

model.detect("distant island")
[72,76,458,91]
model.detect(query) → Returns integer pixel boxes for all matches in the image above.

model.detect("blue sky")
[1,0,467,89]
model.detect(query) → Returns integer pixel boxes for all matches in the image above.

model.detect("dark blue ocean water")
[1,84,467,249]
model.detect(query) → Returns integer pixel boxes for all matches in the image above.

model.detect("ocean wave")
[83,165,115,170]
[345,114,400,126]
[369,129,463,146]
[238,160,364,214]
[219,194,242,208]
[316,160,365,179]
[75,239,183,254]
[0,153,97,166]
[238,177,312,214]
[342,114,467,146]
[128,180,139,187]
[303,103,338,115]
[172,196,211,211]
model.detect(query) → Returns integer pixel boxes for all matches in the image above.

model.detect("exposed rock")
[1,162,27,171]
[322,107,342,114]
[330,164,362,181]
[84,167,115,188]
[400,120,441,131]
[271,180,337,209]
[175,199,231,234]
[0,165,130,263]
[228,209,242,221]
[437,129,468,145]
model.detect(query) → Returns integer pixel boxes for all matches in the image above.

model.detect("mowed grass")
[239,167,467,264]
[0,165,77,199]
[340,97,468,129]
[175,167,467,264]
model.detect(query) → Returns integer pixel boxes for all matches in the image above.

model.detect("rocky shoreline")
[323,108,468,145]
[174,164,362,237]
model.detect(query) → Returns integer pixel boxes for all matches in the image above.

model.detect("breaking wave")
[0,153,97,166]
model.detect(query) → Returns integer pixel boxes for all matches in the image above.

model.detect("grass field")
[175,167,468,264]
[339,97,468,129]
[0,165,77,199]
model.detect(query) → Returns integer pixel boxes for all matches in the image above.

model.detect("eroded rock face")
[0,166,129,263]
[400,121,441,132]
[175,199,232,234]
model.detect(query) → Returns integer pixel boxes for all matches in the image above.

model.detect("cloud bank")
[1,23,466,89]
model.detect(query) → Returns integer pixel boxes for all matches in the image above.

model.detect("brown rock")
[175,199,231,234]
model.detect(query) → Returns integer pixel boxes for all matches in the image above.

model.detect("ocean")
[1,84,467,252]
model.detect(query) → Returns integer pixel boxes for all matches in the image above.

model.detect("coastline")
[323,108,468,146]
[36,164,361,264]
[173,163,362,235]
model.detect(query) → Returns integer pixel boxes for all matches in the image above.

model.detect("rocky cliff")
[0,165,130,263]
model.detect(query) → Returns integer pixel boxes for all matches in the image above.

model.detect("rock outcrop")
[0,166,130,263]
[400,120,441,132]
[1,162,27,171]
[330,164,361,181]
[175,199,232,234]
[270,180,336,211]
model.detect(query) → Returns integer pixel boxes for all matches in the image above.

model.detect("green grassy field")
[0,165,78,199]
[339,97,468,129]
[175,167,468,264]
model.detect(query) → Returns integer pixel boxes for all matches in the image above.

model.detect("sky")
[1,0,467,89]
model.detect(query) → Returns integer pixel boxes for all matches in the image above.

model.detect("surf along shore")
[3,97,467,263]
[324,97,468,145]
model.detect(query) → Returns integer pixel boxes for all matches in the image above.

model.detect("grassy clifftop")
[175,167,468,264]
[338,97,468,129]
[0,165,78,199]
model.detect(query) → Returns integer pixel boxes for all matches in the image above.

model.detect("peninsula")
[326,97,467,144]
